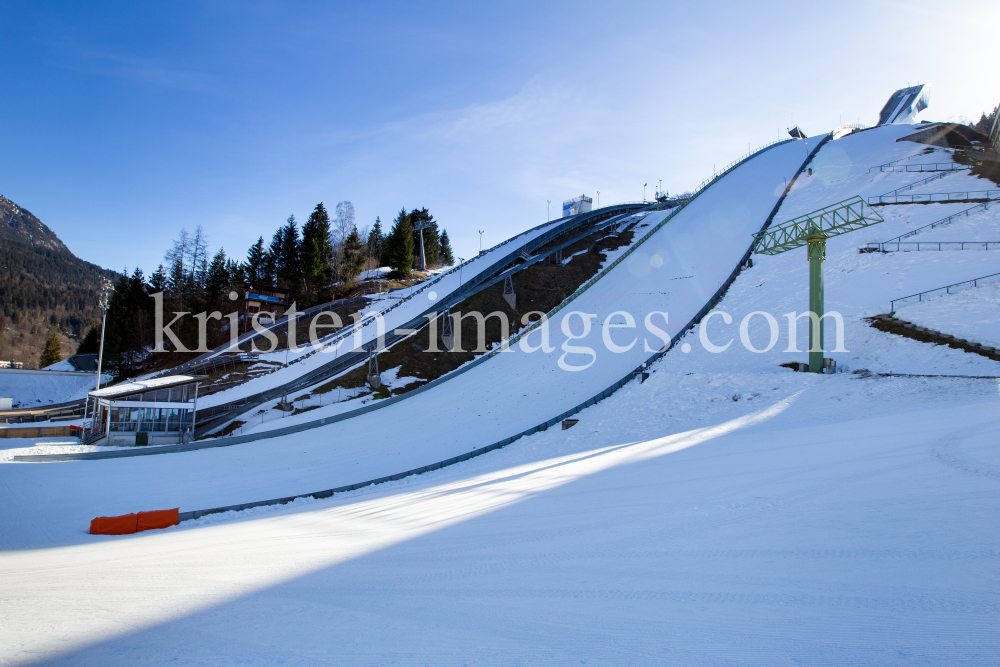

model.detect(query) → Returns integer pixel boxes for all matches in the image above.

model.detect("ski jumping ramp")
[1,136,823,548]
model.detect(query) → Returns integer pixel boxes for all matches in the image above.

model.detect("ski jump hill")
[4,122,997,543]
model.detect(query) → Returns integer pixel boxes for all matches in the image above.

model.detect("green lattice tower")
[753,196,883,373]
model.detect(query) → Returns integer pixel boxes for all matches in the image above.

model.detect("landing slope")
[0,138,812,547]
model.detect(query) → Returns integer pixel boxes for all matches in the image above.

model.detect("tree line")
[94,201,454,378]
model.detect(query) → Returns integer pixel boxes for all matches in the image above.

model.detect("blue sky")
[1,0,996,273]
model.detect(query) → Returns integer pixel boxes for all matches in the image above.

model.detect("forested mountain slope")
[0,194,115,366]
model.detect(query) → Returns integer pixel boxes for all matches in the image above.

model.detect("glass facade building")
[85,376,203,447]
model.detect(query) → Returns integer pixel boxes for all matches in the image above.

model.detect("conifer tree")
[384,208,414,277]
[302,203,334,302]
[342,227,365,284]
[367,217,385,266]
[77,325,100,354]
[244,237,267,286]
[39,331,61,367]
[225,258,244,286]
[164,229,189,305]
[148,265,167,293]
[277,215,302,293]
[439,229,455,265]
[103,269,157,377]
[165,249,186,310]
[266,228,283,283]
[205,249,230,306]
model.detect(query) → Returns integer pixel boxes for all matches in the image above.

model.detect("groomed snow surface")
[2,372,998,665]
[2,125,999,665]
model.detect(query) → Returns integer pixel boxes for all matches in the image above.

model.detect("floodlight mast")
[83,279,113,437]
[412,220,431,271]
[752,196,883,373]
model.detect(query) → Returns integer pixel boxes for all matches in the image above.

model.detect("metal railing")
[869,190,1000,205]
[832,123,870,136]
[867,241,1000,252]
[881,201,991,243]
[688,138,795,197]
[867,148,952,173]
[872,162,968,173]
[890,271,1000,313]
[874,171,950,199]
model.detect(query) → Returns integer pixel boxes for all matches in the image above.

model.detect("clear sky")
[1,0,997,273]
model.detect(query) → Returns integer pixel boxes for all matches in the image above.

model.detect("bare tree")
[330,201,356,284]
[163,226,209,308]
[189,225,209,295]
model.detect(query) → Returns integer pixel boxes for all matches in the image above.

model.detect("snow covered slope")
[2,124,999,665]
[0,370,105,407]
[1,370,997,665]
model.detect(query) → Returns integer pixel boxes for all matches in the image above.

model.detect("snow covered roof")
[89,375,204,399]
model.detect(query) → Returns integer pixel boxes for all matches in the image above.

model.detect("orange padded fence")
[137,508,179,531]
[90,508,179,535]
[90,513,138,535]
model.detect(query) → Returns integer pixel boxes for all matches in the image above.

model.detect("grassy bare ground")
[953,149,1000,188]
[297,223,640,403]
[197,359,284,395]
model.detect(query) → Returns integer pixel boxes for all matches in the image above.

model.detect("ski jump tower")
[877,84,930,125]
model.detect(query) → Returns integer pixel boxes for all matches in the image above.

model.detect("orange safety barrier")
[90,513,138,535]
[136,508,179,531]
[89,508,179,535]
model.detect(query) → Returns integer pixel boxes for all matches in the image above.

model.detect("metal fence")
[688,138,795,196]
[867,241,1000,252]
[872,162,968,173]
[867,149,953,173]
[874,171,950,199]
[869,190,1000,205]
[882,201,991,243]
[890,271,1000,313]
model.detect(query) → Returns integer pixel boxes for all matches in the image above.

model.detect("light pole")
[413,219,430,271]
[83,279,112,438]
[596,191,600,208]
[478,230,484,254]
[643,183,647,202]
[546,200,551,221]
